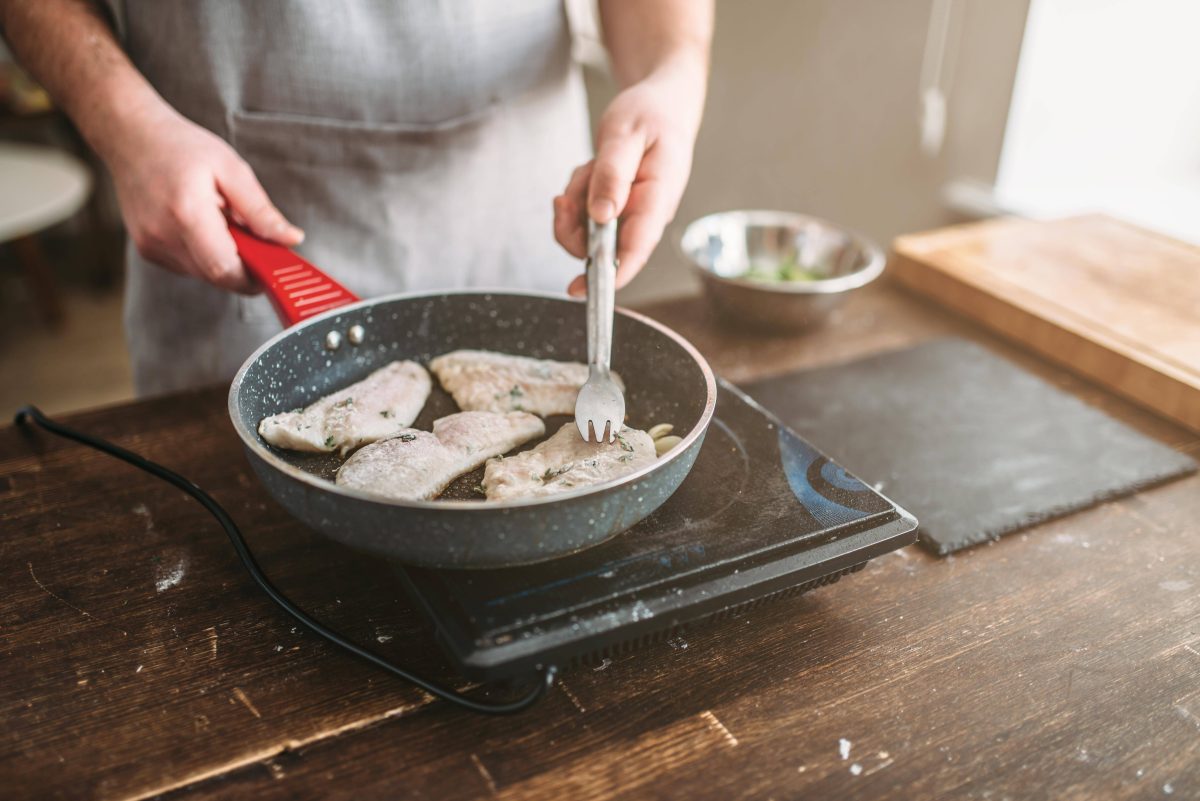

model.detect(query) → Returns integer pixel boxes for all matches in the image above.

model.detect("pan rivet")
[324,331,342,351]
[347,324,365,345]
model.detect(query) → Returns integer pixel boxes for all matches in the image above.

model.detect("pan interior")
[232,293,712,501]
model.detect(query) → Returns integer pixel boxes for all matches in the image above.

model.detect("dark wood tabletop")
[3,282,1199,801]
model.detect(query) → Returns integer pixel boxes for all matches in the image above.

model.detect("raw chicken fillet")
[429,349,624,416]
[336,411,545,501]
[483,423,656,501]
[258,361,431,455]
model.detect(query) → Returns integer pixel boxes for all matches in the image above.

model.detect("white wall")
[592,0,1031,304]
[995,0,1200,244]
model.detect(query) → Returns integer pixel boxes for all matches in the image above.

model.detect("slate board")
[743,338,1198,555]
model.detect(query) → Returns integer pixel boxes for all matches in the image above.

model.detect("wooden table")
[3,282,1199,800]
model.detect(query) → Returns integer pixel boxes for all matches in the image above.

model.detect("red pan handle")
[228,223,360,327]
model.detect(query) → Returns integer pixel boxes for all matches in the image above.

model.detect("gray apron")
[108,1,591,395]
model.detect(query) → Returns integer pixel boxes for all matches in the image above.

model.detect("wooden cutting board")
[890,214,1200,432]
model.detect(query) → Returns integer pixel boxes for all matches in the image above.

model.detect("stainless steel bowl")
[679,210,885,332]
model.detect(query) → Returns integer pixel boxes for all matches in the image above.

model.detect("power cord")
[15,405,556,716]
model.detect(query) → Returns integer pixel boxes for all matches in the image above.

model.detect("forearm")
[0,0,172,161]
[597,0,713,133]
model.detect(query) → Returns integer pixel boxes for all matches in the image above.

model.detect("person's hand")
[553,71,700,296]
[102,100,304,294]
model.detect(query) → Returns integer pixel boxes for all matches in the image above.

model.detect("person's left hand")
[553,73,699,296]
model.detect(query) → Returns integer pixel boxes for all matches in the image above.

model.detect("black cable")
[14,405,555,715]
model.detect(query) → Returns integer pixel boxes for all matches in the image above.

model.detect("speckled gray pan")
[228,291,717,568]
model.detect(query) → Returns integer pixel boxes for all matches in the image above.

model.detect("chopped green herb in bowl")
[741,259,824,284]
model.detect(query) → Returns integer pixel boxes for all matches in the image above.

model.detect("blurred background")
[2,0,1197,413]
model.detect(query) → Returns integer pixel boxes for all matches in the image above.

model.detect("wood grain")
[890,215,1200,432]
[1,284,1198,800]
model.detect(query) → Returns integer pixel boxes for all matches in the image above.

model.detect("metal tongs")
[574,219,626,443]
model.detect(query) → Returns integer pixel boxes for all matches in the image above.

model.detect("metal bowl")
[679,210,885,332]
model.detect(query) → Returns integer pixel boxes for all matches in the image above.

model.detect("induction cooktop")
[395,379,917,681]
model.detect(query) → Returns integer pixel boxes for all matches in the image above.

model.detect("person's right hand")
[103,101,304,294]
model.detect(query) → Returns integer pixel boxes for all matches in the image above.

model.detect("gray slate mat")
[744,338,1197,555]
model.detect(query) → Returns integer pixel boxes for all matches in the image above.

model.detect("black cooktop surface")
[396,379,917,681]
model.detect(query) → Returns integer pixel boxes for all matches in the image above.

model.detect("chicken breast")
[336,411,545,501]
[429,349,624,416]
[482,423,656,502]
[259,361,432,455]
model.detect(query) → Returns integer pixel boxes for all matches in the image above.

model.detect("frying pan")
[227,226,717,568]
